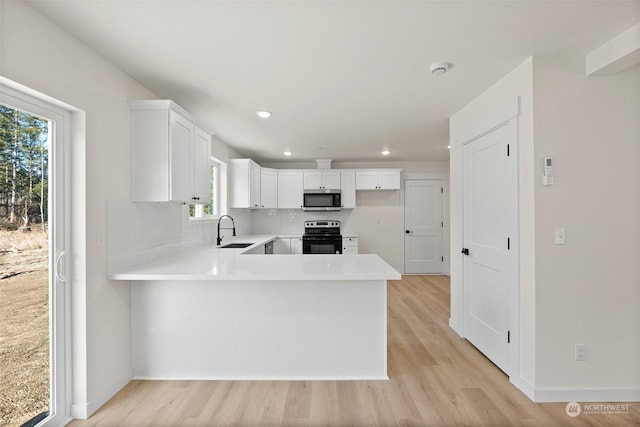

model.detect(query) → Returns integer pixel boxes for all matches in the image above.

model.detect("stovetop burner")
[304,220,341,236]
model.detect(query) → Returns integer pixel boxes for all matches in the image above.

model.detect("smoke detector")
[430,62,450,76]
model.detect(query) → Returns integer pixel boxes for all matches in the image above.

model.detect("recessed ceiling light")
[283,151,292,156]
[256,110,272,119]
[381,150,391,156]
[447,145,451,149]
[430,62,450,76]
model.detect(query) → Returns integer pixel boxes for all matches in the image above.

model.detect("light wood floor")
[69,275,639,426]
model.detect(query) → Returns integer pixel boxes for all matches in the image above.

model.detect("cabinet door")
[278,170,303,209]
[355,170,378,190]
[303,171,322,189]
[249,161,261,208]
[322,171,341,189]
[192,127,212,203]
[260,168,278,208]
[340,171,356,208]
[378,170,401,190]
[291,237,303,254]
[273,238,291,254]
[169,111,193,202]
[343,246,358,255]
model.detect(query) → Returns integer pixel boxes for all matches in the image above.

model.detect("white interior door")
[462,121,517,374]
[404,179,443,274]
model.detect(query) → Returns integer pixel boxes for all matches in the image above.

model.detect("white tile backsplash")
[108,201,219,273]
[251,209,355,236]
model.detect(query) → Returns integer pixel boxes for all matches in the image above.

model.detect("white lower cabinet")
[343,236,358,254]
[274,237,303,254]
[274,238,291,254]
[291,237,303,254]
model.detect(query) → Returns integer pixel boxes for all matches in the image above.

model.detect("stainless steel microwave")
[303,189,341,211]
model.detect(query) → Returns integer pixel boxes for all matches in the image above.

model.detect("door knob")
[461,248,470,256]
[405,230,411,234]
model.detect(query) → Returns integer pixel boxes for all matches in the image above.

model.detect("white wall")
[0,1,159,417]
[450,53,640,401]
[532,54,640,393]
[449,58,536,387]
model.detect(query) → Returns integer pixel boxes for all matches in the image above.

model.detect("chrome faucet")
[216,215,236,246]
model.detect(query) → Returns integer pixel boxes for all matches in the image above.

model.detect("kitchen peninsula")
[110,235,400,381]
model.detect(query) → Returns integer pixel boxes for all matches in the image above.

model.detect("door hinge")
[441,256,444,262]
[507,144,510,157]
[441,221,444,228]
[441,187,444,193]
[507,237,510,250]
[508,330,511,343]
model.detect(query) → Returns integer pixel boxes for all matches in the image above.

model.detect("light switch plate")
[554,228,566,245]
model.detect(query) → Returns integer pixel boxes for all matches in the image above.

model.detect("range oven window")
[302,237,342,254]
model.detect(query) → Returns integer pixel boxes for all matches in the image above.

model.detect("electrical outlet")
[575,344,586,361]
[554,228,566,245]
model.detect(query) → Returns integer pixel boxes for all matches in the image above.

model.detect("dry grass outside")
[0,229,48,253]
[0,234,49,426]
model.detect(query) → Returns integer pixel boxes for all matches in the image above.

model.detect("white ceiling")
[27,1,640,163]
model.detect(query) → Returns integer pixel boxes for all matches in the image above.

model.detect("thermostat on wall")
[543,156,554,186]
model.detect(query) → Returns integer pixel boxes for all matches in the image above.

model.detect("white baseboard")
[132,375,389,381]
[510,376,535,401]
[71,371,132,419]
[448,318,463,337]
[532,387,640,403]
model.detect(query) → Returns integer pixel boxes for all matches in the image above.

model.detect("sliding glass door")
[0,84,70,427]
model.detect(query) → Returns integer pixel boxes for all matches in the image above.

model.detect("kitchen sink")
[220,243,253,249]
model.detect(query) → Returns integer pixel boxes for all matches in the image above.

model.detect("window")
[190,157,226,219]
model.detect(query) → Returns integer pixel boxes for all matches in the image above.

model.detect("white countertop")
[110,235,400,281]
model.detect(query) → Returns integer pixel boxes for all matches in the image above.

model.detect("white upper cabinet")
[192,127,213,202]
[131,100,212,204]
[355,169,401,190]
[260,168,278,208]
[340,170,356,208]
[278,170,304,209]
[303,170,341,190]
[229,159,262,208]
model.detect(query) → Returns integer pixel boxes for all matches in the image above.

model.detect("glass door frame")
[0,82,72,427]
